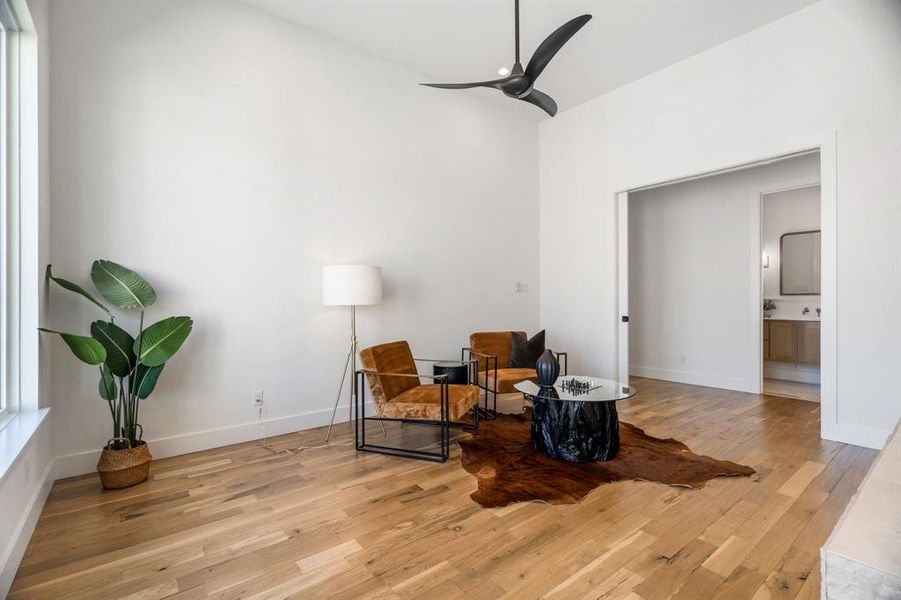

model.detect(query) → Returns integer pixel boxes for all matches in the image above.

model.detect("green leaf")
[38,328,107,365]
[45,265,112,316]
[99,365,117,400]
[91,320,135,377]
[132,364,164,399]
[90,260,157,310]
[135,316,193,367]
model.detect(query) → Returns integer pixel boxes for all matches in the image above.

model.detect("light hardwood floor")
[10,377,874,599]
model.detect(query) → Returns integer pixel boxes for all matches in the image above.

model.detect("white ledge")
[0,408,51,482]
[822,419,901,598]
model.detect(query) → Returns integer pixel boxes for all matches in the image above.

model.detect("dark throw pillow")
[509,330,546,369]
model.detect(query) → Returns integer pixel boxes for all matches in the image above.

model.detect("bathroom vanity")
[763,319,820,365]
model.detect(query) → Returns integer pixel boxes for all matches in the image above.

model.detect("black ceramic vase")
[535,349,560,386]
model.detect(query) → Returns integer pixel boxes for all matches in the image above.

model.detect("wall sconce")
[762,252,769,268]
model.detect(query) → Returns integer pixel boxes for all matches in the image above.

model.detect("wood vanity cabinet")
[770,321,798,362]
[763,320,820,365]
[797,322,821,364]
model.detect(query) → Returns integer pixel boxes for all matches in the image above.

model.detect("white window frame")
[0,23,5,422]
[0,0,38,428]
[0,13,20,425]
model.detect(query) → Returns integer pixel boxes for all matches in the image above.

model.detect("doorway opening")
[760,184,822,402]
[614,149,828,413]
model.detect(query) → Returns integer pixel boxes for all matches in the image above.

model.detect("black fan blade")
[525,14,591,82]
[419,77,508,90]
[519,89,557,117]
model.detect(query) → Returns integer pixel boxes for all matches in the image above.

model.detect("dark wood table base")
[530,397,620,462]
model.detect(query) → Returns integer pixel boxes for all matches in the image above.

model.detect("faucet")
[816,307,821,317]
[802,307,810,315]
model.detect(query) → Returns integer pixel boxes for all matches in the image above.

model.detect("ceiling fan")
[420,0,591,117]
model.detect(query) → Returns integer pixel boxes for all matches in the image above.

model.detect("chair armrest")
[461,347,499,395]
[357,369,448,383]
[461,348,498,368]
[414,357,478,367]
[461,347,495,359]
[554,351,568,376]
[355,370,451,424]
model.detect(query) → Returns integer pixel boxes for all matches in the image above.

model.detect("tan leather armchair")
[463,331,567,418]
[357,340,480,462]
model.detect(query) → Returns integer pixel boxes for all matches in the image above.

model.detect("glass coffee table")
[514,376,636,463]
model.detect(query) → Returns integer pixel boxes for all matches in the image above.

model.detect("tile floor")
[763,378,820,402]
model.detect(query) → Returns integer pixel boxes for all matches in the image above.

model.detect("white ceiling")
[242,0,814,121]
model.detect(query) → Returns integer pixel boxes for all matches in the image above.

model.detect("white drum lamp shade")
[322,265,382,306]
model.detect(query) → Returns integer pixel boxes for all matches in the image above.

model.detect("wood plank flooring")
[10,377,875,599]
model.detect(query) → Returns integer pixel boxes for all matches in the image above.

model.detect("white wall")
[48,0,539,476]
[539,0,901,448]
[762,185,821,320]
[629,154,819,392]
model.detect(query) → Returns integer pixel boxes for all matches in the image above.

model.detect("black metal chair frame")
[461,347,568,419]
[354,357,480,463]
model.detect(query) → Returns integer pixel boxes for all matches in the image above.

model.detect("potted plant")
[40,260,193,489]
[763,298,777,318]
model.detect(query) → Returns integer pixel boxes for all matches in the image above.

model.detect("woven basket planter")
[97,437,152,490]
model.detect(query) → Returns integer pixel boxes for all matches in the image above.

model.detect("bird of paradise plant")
[40,260,193,448]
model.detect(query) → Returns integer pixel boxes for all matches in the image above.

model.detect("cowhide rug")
[458,410,755,508]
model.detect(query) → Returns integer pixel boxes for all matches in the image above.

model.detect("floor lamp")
[323,265,386,442]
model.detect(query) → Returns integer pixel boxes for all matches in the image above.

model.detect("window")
[0,0,42,427]
[0,1,23,423]
[1,19,10,419]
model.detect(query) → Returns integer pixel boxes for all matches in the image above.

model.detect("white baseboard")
[630,365,757,394]
[764,362,821,384]
[0,459,54,598]
[822,421,891,450]
[54,401,374,480]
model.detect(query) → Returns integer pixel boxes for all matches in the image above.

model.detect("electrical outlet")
[514,281,529,293]
[252,390,264,408]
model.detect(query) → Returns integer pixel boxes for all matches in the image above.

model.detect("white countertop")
[763,316,821,322]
